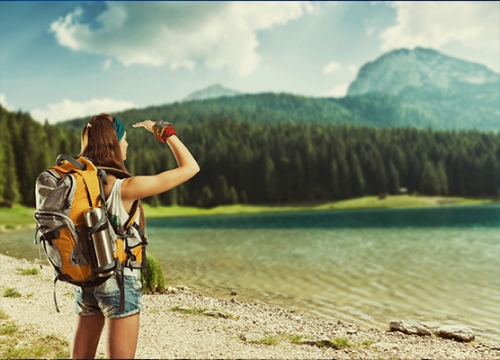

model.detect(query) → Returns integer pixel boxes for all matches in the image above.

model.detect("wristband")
[152,121,176,143]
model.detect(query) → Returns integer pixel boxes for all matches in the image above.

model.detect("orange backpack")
[34,154,147,311]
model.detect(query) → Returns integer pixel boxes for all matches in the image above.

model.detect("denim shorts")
[74,275,144,319]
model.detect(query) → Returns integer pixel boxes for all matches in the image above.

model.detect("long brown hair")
[79,113,126,171]
[80,113,145,229]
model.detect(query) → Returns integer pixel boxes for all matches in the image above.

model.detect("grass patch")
[16,267,39,276]
[289,334,303,344]
[2,288,21,298]
[240,334,280,346]
[0,322,18,335]
[141,253,166,293]
[359,339,375,347]
[0,204,36,228]
[0,309,9,320]
[142,195,496,218]
[259,335,280,345]
[170,306,208,316]
[330,337,352,349]
[0,322,70,360]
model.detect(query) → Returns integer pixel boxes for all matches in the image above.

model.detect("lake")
[2,205,499,343]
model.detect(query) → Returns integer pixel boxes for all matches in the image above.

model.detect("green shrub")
[140,253,166,293]
[2,288,21,298]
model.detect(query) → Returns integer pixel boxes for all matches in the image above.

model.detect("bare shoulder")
[103,174,118,199]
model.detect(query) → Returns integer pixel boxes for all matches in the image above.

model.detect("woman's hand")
[132,120,156,133]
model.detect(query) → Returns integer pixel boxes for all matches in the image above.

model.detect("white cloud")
[0,93,13,111]
[30,98,137,123]
[50,2,313,77]
[347,64,358,74]
[322,83,349,98]
[323,61,341,74]
[380,2,500,51]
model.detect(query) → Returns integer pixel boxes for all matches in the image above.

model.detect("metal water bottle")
[84,208,115,277]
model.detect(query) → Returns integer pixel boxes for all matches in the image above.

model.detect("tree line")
[1,105,498,208]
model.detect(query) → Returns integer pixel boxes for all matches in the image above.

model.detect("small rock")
[229,297,238,304]
[242,332,265,343]
[346,328,357,335]
[299,335,332,347]
[166,286,178,294]
[389,320,431,336]
[435,325,475,342]
[178,306,191,311]
[231,290,238,296]
[203,310,228,319]
[177,285,190,291]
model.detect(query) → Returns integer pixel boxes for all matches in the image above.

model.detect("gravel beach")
[1,253,499,359]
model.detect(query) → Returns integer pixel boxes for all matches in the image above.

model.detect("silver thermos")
[84,208,115,277]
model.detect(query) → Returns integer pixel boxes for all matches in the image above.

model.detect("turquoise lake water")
[2,205,499,343]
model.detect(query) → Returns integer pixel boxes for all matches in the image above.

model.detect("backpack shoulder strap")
[56,154,85,170]
[97,166,131,179]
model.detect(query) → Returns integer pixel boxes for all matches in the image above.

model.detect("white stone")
[242,332,265,343]
[435,325,475,342]
[389,320,431,336]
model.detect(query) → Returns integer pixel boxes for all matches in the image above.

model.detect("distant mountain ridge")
[59,48,499,131]
[183,84,242,102]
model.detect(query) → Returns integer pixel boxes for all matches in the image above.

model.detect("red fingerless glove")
[153,121,177,143]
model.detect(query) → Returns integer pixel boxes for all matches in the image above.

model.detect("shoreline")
[1,253,499,359]
[1,195,497,232]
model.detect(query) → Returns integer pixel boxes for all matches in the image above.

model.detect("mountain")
[60,48,498,132]
[348,47,500,130]
[183,84,242,102]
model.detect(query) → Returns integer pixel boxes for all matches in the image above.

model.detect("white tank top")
[106,178,141,277]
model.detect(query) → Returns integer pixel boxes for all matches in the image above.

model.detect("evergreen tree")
[420,161,440,195]
[349,152,365,197]
[387,160,400,194]
[436,162,448,196]
[201,185,214,208]
[214,175,230,205]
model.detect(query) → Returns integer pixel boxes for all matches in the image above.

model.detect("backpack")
[34,154,148,312]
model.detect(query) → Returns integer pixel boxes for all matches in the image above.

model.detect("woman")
[71,113,199,359]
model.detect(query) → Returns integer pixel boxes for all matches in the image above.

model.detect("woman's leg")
[71,313,105,359]
[105,313,141,359]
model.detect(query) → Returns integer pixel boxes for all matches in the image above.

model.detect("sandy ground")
[1,253,499,359]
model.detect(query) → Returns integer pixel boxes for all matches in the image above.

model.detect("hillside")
[60,92,432,133]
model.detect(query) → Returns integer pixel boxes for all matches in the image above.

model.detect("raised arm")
[120,120,200,202]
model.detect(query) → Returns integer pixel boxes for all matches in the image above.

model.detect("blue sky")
[0,1,498,123]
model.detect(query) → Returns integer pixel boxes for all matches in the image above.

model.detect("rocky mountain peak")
[348,47,499,96]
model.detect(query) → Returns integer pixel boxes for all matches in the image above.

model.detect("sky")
[0,1,498,123]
